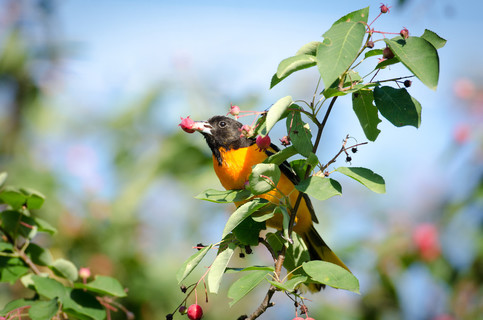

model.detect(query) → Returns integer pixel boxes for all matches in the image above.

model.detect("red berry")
[256,135,271,151]
[367,41,375,48]
[187,304,203,320]
[400,27,409,39]
[179,116,196,133]
[383,47,394,59]
[412,223,441,261]
[380,4,390,13]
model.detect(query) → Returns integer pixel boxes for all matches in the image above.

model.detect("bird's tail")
[300,225,351,292]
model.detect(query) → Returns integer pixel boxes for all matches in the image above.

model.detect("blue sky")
[56,0,482,198]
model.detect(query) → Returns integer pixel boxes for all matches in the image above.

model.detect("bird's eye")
[219,121,226,128]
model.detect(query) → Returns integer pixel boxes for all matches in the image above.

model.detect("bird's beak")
[192,121,213,135]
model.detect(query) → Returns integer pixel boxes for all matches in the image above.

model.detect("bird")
[186,115,350,288]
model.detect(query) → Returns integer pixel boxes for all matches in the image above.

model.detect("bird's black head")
[192,115,254,164]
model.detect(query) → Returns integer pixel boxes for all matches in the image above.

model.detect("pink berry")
[179,116,196,134]
[227,104,240,117]
[380,4,390,13]
[412,223,441,261]
[79,267,91,279]
[293,318,304,320]
[256,135,271,151]
[187,304,203,320]
[400,27,409,39]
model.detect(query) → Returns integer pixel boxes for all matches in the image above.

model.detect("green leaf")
[64,289,105,320]
[287,107,313,157]
[295,176,342,201]
[32,276,69,301]
[32,276,105,320]
[303,260,360,293]
[0,257,30,284]
[33,217,57,235]
[0,172,7,188]
[50,259,78,281]
[323,83,366,99]
[267,275,309,293]
[222,199,268,239]
[352,90,381,141]
[306,152,319,168]
[270,55,316,89]
[195,189,252,203]
[317,21,366,88]
[421,29,447,49]
[376,57,400,69]
[228,270,269,307]
[374,86,422,128]
[176,244,213,284]
[207,242,236,294]
[29,298,59,320]
[25,243,54,266]
[295,41,321,56]
[251,210,274,222]
[264,146,297,166]
[226,266,275,273]
[364,49,383,59]
[20,188,46,210]
[322,70,364,98]
[248,163,281,195]
[75,275,127,297]
[0,187,27,209]
[384,36,439,90]
[1,210,37,239]
[233,215,266,246]
[266,232,310,273]
[334,7,369,24]
[290,159,308,180]
[276,206,290,241]
[0,299,31,315]
[260,96,292,136]
[0,242,13,252]
[336,167,386,194]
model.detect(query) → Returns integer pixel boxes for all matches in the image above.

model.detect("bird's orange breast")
[212,144,312,233]
[213,145,268,190]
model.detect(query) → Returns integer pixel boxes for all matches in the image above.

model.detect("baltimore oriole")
[188,115,350,283]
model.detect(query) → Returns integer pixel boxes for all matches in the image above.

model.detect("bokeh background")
[0,0,482,319]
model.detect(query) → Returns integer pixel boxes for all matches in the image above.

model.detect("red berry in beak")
[179,116,196,133]
[187,304,203,320]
